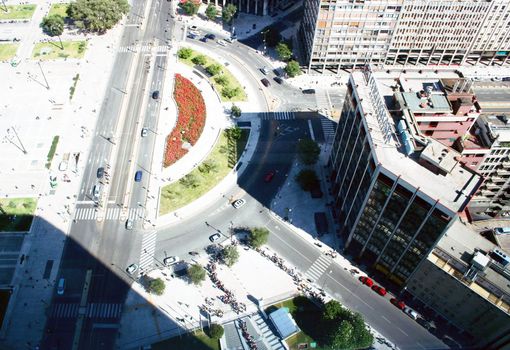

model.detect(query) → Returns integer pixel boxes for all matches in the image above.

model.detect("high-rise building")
[300,0,510,73]
[329,68,482,285]
[406,219,510,348]
[203,0,294,16]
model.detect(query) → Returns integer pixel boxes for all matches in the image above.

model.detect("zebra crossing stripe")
[305,255,332,281]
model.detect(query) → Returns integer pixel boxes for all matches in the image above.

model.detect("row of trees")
[180,0,237,25]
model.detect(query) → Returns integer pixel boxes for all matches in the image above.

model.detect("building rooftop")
[401,92,451,114]
[351,70,482,214]
[472,84,510,114]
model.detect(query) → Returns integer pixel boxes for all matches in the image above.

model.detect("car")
[126,263,138,275]
[217,39,227,46]
[209,233,221,242]
[97,167,105,179]
[163,256,179,266]
[390,298,406,310]
[135,170,143,182]
[264,170,275,182]
[403,306,419,320]
[152,90,160,99]
[92,184,101,199]
[232,198,246,209]
[200,37,208,43]
[302,89,316,94]
[225,37,236,43]
[261,78,271,87]
[187,33,198,39]
[492,77,502,81]
[125,219,134,230]
[57,278,65,295]
[190,25,198,31]
[205,33,216,40]
[141,128,148,137]
[371,285,387,296]
[260,66,270,75]
[502,77,510,82]
[274,77,283,84]
[188,251,199,256]
[273,68,282,76]
[359,276,374,287]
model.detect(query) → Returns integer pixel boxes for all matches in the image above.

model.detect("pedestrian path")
[321,118,337,141]
[304,255,332,282]
[50,302,122,319]
[139,231,157,271]
[261,111,295,120]
[74,206,144,221]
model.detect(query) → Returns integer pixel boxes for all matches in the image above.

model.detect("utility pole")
[38,61,50,90]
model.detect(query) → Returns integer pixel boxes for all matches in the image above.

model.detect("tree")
[205,4,217,20]
[178,47,193,59]
[323,300,344,320]
[199,159,218,174]
[295,169,319,191]
[227,126,242,140]
[222,245,239,267]
[285,60,302,78]
[215,75,229,86]
[67,0,129,33]
[230,104,242,118]
[180,0,199,16]
[297,138,320,165]
[209,323,224,339]
[222,86,240,99]
[222,4,237,24]
[179,173,199,188]
[276,42,292,61]
[187,264,206,285]
[206,63,222,76]
[147,277,165,295]
[192,54,207,66]
[41,14,64,36]
[249,227,269,248]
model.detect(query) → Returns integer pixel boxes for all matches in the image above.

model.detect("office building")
[300,0,510,73]
[329,68,482,286]
[406,219,510,348]
[203,0,294,16]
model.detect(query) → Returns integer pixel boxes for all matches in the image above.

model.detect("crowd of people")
[238,319,258,350]
[206,259,247,314]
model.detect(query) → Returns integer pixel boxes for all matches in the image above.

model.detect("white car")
[125,219,134,230]
[209,233,221,242]
[260,66,270,75]
[232,198,246,209]
[163,256,179,266]
[404,307,419,320]
[141,128,148,137]
[217,39,227,47]
[126,263,138,275]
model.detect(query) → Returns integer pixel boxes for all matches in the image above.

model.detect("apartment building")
[329,68,482,286]
[300,0,510,73]
[406,219,510,348]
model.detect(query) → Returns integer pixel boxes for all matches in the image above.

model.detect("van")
[134,170,143,182]
[57,278,65,295]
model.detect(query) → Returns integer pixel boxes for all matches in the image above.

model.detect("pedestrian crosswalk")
[321,118,337,141]
[139,231,157,271]
[50,302,122,319]
[74,207,145,221]
[304,255,332,282]
[261,111,295,120]
[315,89,331,110]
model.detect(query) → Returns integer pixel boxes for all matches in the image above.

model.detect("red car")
[372,285,387,296]
[390,298,405,310]
[264,170,275,182]
[359,276,374,287]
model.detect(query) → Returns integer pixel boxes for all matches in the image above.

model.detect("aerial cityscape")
[0,0,509,349]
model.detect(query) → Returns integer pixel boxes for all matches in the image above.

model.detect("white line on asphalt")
[266,222,314,265]
[76,200,94,204]
[381,316,391,323]
[397,327,409,337]
[307,120,315,141]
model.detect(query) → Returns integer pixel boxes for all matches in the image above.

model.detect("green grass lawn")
[179,49,247,102]
[0,44,18,61]
[0,4,36,20]
[48,3,69,18]
[0,198,37,232]
[153,330,219,350]
[159,129,249,215]
[32,41,87,60]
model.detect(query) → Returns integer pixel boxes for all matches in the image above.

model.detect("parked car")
[135,170,143,182]
[371,285,387,296]
[302,89,316,94]
[274,77,283,84]
[152,90,160,99]
[217,39,227,46]
[232,198,246,209]
[359,276,374,287]
[260,66,270,75]
[403,306,419,320]
[92,184,101,199]
[188,251,199,256]
[126,263,139,275]
[187,33,198,39]
[125,219,134,230]
[141,128,148,137]
[97,167,105,179]
[200,37,208,43]
[163,256,179,266]
[261,78,271,87]
[205,33,216,40]
[264,170,275,182]
[209,233,221,242]
[390,298,406,310]
[57,278,65,295]
[190,25,198,31]
[225,37,236,43]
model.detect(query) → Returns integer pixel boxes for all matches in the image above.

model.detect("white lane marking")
[266,221,314,265]
[308,119,315,141]
[382,316,391,323]
[398,327,409,337]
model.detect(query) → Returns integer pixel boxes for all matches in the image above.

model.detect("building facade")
[329,69,482,286]
[203,0,294,15]
[300,0,510,73]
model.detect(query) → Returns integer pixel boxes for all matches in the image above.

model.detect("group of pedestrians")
[199,297,224,318]
[206,259,247,315]
[238,319,258,350]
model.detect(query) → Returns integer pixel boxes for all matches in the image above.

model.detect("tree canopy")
[67,0,129,33]
[147,277,165,295]
[222,4,237,24]
[230,105,242,118]
[285,60,302,78]
[249,227,269,248]
[222,245,239,267]
[297,138,320,165]
[187,264,206,285]
[41,14,64,36]
[180,0,199,16]
[205,4,217,20]
[177,47,193,59]
[209,323,224,339]
[295,169,319,191]
[276,42,292,61]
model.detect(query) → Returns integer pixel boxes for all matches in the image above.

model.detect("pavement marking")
[415,341,425,349]
[73,207,144,221]
[304,255,332,281]
[266,220,315,265]
[381,315,391,323]
[307,120,315,141]
[397,327,409,337]
[261,111,295,120]
[76,200,95,204]
[321,118,336,141]
[139,231,157,270]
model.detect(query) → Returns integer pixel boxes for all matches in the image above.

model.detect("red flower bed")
[164,74,206,167]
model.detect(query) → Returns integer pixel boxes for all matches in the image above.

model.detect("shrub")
[147,278,165,295]
[206,63,222,76]
[285,60,302,78]
[230,104,241,118]
[249,227,269,248]
[178,47,193,59]
[214,75,229,86]
[192,54,207,66]
[209,323,224,339]
[187,264,206,285]
[222,86,240,99]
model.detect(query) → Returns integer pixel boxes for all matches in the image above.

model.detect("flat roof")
[352,70,482,213]
[473,85,510,113]
[402,92,451,113]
